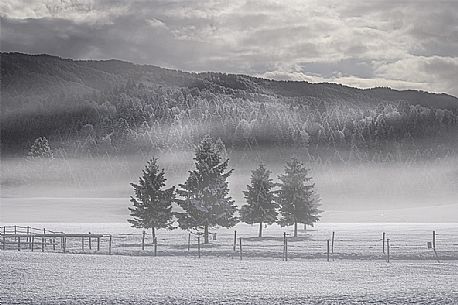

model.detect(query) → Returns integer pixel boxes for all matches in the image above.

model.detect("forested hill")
[2,52,458,110]
[1,52,457,159]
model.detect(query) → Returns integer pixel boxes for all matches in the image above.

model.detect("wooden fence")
[1,225,111,254]
[1,225,455,263]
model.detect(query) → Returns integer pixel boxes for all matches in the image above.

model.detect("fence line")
[2,226,457,262]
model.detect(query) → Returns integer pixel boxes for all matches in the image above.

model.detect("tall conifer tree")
[276,158,321,237]
[176,136,237,243]
[240,164,277,237]
[128,158,175,239]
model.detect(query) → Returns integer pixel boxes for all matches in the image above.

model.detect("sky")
[1,0,458,96]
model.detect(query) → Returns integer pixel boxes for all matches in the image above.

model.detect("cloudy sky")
[1,0,457,96]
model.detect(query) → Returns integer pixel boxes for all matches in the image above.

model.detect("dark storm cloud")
[1,0,457,96]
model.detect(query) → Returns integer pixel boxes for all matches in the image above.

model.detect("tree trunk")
[151,227,156,240]
[204,225,209,244]
[259,222,263,238]
[294,222,298,237]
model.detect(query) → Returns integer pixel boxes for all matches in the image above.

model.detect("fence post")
[331,231,335,254]
[97,237,100,251]
[382,232,386,254]
[233,231,237,252]
[285,235,288,262]
[386,238,390,263]
[27,226,30,246]
[283,232,285,260]
[432,231,440,263]
[327,239,330,262]
[142,231,145,251]
[187,233,191,252]
[89,232,92,250]
[31,236,35,252]
[433,230,436,249]
[154,237,157,257]
[239,237,243,261]
[283,232,286,261]
[197,236,201,258]
[52,238,56,251]
[17,236,21,251]
[62,235,66,253]
[42,228,46,252]
[2,226,6,249]
[109,235,112,255]
[82,237,85,251]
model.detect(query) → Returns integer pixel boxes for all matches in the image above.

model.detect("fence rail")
[1,225,64,235]
[1,225,111,254]
[1,225,457,262]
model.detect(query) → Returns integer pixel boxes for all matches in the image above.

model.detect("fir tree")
[128,158,175,239]
[240,164,278,237]
[276,158,321,237]
[28,137,54,160]
[176,136,237,243]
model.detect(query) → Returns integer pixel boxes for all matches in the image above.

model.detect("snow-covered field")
[1,223,458,304]
[1,252,458,304]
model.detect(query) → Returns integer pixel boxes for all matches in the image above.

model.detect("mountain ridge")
[2,52,457,111]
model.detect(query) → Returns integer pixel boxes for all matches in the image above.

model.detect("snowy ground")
[1,223,458,304]
[1,252,458,304]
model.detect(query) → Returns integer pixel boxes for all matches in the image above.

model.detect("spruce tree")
[28,137,54,160]
[176,136,237,243]
[128,158,175,239]
[276,158,321,237]
[240,164,278,237]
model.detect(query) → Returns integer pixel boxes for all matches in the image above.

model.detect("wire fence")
[1,225,457,261]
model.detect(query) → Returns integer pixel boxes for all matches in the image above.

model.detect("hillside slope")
[2,52,458,110]
[1,52,457,157]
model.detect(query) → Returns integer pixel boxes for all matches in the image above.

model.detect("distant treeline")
[1,53,457,161]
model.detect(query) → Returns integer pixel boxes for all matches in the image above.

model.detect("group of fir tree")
[128,136,321,243]
[240,159,321,237]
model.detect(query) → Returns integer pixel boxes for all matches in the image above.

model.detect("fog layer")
[1,148,457,222]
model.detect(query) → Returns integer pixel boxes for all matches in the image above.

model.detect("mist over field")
[1,148,457,223]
